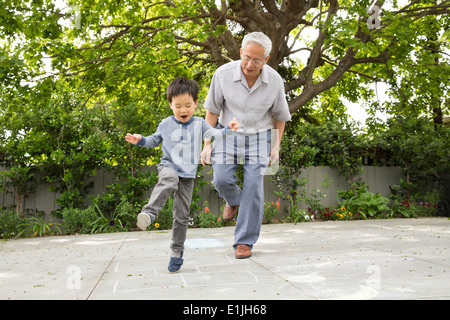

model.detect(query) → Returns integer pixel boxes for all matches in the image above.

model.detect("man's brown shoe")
[235,244,252,259]
[223,204,238,221]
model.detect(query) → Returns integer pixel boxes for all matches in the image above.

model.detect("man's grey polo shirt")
[205,60,291,131]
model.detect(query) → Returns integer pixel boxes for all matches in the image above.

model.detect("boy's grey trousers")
[141,166,194,253]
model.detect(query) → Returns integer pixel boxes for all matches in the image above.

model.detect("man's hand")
[269,146,280,166]
[228,117,239,131]
[125,133,142,145]
[201,141,212,166]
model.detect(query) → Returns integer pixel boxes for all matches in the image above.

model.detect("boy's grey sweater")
[137,116,229,178]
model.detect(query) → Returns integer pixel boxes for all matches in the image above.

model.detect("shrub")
[263,198,280,224]
[316,206,358,221]
[391,200,417,218]
[61,207,97,234]
[344,191,391,219]
[16,217,62,238]
[90,198,137,234]
[194,201,236,228]
[196,202,223,228]
[0,209,24,239]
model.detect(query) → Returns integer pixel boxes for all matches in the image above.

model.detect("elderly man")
[202,32,291,259]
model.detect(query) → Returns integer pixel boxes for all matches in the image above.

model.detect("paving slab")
[1,217,450,300]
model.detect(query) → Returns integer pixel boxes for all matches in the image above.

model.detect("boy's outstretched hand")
[125,133,142,145]
[228,117,239,131]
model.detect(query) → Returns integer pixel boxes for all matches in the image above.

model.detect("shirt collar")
[171,115,194,125]
[233,61,242,82]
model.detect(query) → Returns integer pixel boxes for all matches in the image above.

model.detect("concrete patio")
[1,217,449,301]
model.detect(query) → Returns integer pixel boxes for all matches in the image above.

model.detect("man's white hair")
[242,32,272,58]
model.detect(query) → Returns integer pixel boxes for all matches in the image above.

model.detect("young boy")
[125,77,239,273]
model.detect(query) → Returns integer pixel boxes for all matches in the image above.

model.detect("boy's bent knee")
[159,167,179,186]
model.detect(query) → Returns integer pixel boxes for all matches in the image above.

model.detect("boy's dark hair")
[167,77,199,103]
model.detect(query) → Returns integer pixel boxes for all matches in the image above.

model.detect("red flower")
[205,207,210,213]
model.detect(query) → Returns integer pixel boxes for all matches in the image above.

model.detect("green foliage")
[0,166,37,214]
[280,202,311,224]
[90,170,158,218]
[390,200,417,218]
[0,209,23,239]
[342,191,391,219]
[389,184,440,218]
[61,207,98,235]
[196,208,222,228]
[275,118,370,220]
[317,206,355,221]
[283,118,369,183]
[90,198,137,234]
[16,216,62,238]
[194,201,235,228]
[303,179,332,215]
[376,117,450,199]
[263,198,280,224]
[273,168,304,215]
[337,181,369,202]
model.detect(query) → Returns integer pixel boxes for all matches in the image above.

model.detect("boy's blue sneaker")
[168,251,184,273]
[136,212,154,231]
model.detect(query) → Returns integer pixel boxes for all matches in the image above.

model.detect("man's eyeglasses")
[241,55,263,66]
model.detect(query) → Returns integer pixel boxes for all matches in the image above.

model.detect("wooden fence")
[1,166,403,218]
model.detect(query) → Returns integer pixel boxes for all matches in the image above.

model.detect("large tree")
[1,0,449,118]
